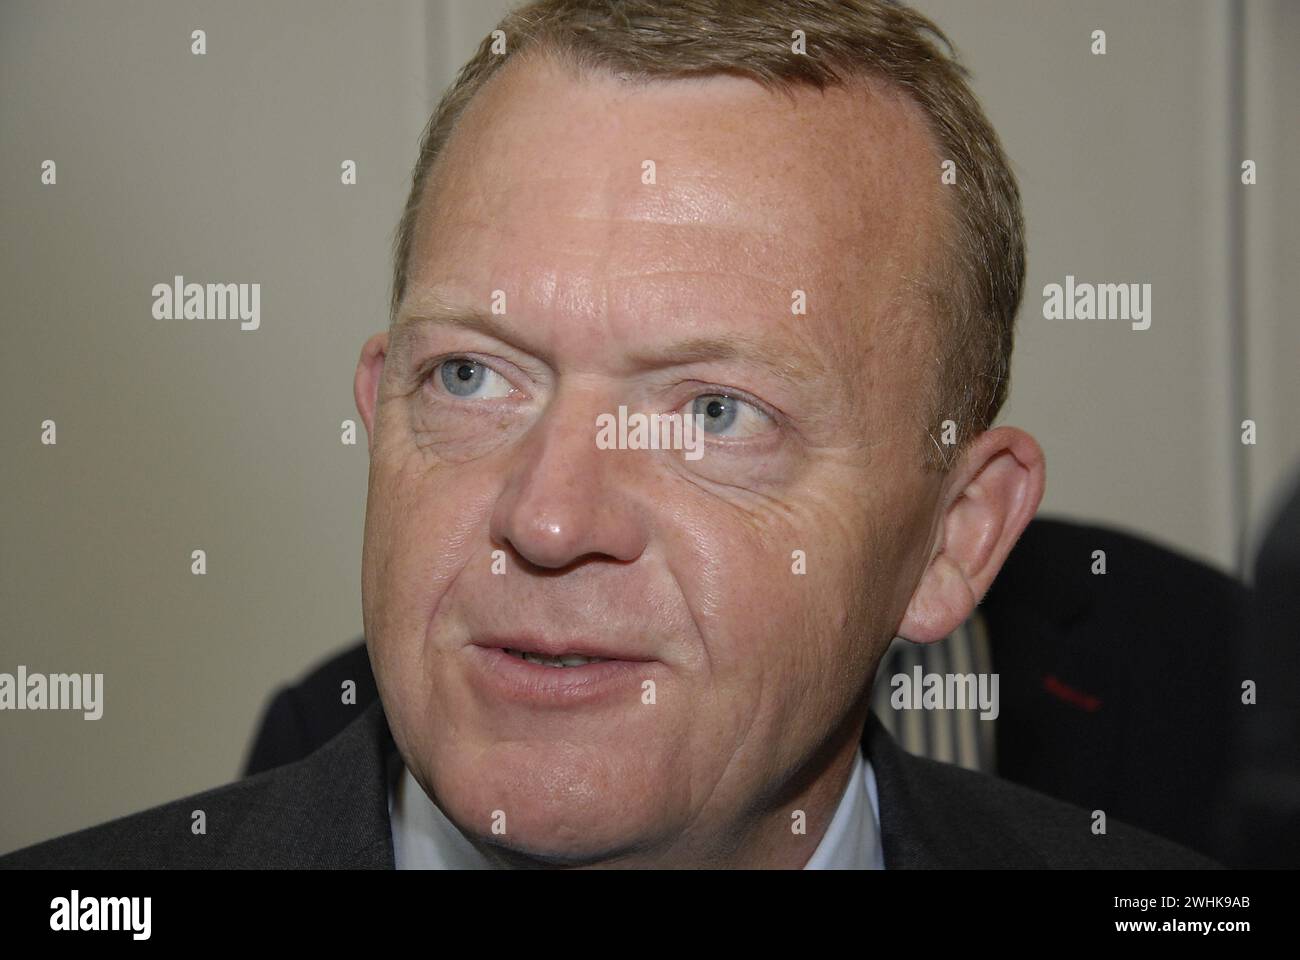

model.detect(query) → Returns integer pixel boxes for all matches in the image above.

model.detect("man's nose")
[488,390,648,570]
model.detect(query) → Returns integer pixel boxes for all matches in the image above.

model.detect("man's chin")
[466,829,649,869]
[425,753,683,865]
[444,797,672,867]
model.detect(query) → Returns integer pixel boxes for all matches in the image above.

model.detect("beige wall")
[916,0,1299,572]
[1241,0,1300,564]
[2,0,1295,854]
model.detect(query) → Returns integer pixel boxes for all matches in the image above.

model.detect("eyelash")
[682,385,778,427]
[418,353,779,424]
[417,354,516,397]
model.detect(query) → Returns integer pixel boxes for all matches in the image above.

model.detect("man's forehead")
[416,53,942,263]
[402,52,943,392]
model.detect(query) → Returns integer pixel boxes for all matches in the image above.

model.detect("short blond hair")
[390,0,1025,468]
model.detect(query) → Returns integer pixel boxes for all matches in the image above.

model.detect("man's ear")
[353,331,389,454]
[897,426,1046,643]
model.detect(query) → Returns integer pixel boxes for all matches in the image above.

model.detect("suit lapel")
[289,697,397,868]
[860,709,1045,868]
[861,711,945,867]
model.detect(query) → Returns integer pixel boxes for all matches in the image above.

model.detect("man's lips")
[470,634,655,663]
[465,638,662,708]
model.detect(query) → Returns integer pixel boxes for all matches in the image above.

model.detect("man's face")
[359,53,948,865]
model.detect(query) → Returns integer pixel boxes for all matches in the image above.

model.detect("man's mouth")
[502,649,611,668]
[466,637,660,707]
[473,634,649,664]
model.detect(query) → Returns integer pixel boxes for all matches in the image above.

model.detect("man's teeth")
[504,649,610,667]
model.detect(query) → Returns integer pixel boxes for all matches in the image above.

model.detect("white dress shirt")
[389,746,884,869]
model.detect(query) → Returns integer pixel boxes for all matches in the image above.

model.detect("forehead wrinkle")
[610,268,795,294]
[472,173,754,227]
[624,327,832,397]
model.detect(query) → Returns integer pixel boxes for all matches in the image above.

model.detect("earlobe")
[898,552,978,643]
[353,332,389,453]
[896,426,1046,643]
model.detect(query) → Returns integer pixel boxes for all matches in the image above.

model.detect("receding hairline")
[397,39,960,348]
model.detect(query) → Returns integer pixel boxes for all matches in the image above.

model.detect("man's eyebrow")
[390,305,830,389]
[626,334,830,390]
[392,308,503,339]
[388,308,520,370]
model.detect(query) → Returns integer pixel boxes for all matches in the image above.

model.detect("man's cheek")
[367,464,485,613]
[690,553,816,700]
[707,527,871,715]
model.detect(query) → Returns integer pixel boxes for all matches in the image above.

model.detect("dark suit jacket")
[0,697,1217,868]
[978,517,1248,864]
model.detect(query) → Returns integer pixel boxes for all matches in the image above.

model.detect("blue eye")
[688,393,772,438]
[436,358,512,399]
[693,395,738,434]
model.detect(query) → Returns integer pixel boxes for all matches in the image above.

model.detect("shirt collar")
[803,742,884,869]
